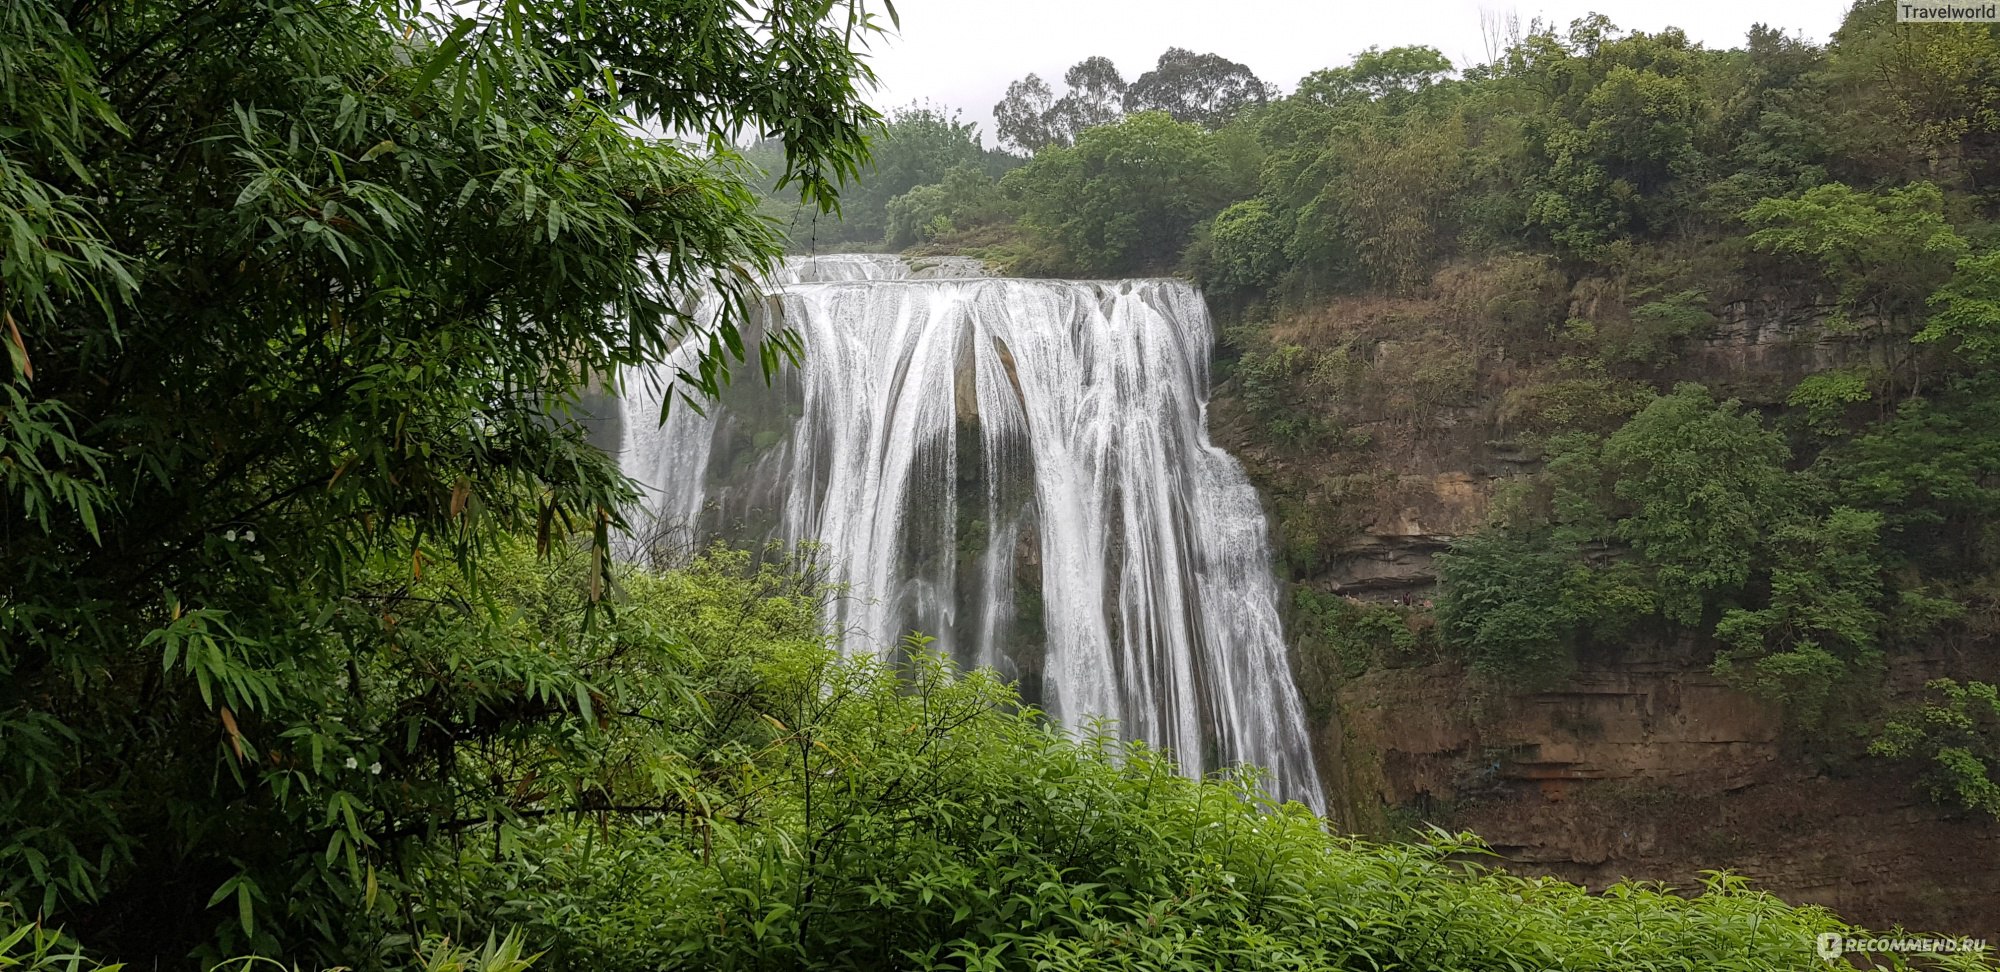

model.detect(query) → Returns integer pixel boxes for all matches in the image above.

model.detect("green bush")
[1292,588,1434,691]
[884,164,1011,248]
[1434,532,1589,686]
[1191,199,1288,296]
[388,550,1904,972]
[1600,384,1794,625]
[1788,369,1878,433]
[1596,290,1718,368]
[1501,359,1652,444]
[1712,508,1887,723]
[1003,112,1233,275]
[1872,679,2000,819]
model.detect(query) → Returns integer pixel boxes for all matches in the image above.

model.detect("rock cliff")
[1218,294,2000,933]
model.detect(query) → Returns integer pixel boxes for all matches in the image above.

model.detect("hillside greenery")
[7,540,1972,971]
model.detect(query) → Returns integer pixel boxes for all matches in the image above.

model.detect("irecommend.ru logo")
[1815,932,1989,961]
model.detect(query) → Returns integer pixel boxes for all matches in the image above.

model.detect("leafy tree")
[1434,532,1591,685]
[1787,368,1878,432]
[1743,181,1968,393]
[1595,290,1718,368]
[1048,56,1128,146]
[1701,24,1831,218]
[1814,379,2000,573]
[1922,249,2000,364]
[1296,45,1456,109]
[1712,508,1887,723]
[994,73,1059,154]
[1824,0,2000,187]
[1599,385,1794,625]
[755,102,1002,246]
[1004,112,1232,274]
[1191,200,1288,296]
[1328,119,1470,290]
[1507,23,1726,253]
[0,0,880,961]
[884,163,1009,246]
[1744,182,1967,322]
[1872,679,2000,819]
[1123,48,1273,129]
[993,57,1130,156]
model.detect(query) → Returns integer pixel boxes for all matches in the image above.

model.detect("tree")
[0,0,880,961]
[1744,182,1967,322]
[884,164,1009,246]
[1004,112,1232,274]
[752,102,998,246]
[1921,249,2000,364]
[1600,385,1794,625]
[1872,679,2000,819]
[1824,0,2000,187]
[1814,379,2000,572]
[1123,48,1273,129]
[1296,45,1456,108]
[1504,23,1727,253]
[1434,532,1591,685]
[994,73,1059,154]
[1713,508,1887,722]
[1192,200,1288,296]
[1743,181,1969,392]
[1047,56,1129,146]
[996,57,1129,155]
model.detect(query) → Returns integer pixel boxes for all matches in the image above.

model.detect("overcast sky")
[861,1,1853,145]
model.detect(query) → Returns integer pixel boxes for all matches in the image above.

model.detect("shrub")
[1872,679,2000,819]
[1191,199,1288,296]
[1004,112,1232,275]
[1787,369,1878,433]
[1596,289,1718,368]
[402,547,1902,972]
[1434,532,1588,686]
[1712,508,1887,724]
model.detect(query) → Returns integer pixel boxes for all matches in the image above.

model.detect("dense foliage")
[14,541,1962,971]
[0,0,884,962]
[373,546,1959,972]
[746,104,1021,249]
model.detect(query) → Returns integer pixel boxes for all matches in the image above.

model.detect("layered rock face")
[1219,295,2000,931]
[1326,646,2000,931]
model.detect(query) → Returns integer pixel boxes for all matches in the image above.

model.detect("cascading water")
[618,254,1325,811]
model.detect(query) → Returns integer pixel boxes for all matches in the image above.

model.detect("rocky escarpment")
[1330,643,2000,932]
[1277,298,1894,599]
[1218,294,2000,934]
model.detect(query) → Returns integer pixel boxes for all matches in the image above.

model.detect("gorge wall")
[1213,291,2000,933]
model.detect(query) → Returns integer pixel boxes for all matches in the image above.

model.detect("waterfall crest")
[619,254,1325,811]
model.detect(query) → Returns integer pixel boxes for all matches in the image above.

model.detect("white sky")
[860,0,1854,144]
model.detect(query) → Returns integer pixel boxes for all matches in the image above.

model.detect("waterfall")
[618,254,1325,811]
